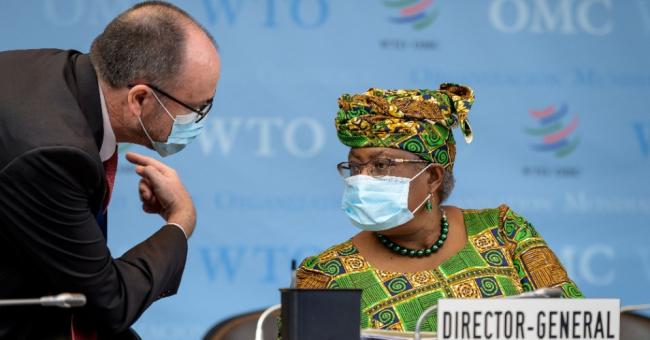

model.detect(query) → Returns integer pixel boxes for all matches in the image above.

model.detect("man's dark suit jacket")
[0,49,188,338]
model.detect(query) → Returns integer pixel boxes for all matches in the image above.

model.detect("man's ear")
[127,85,151,119]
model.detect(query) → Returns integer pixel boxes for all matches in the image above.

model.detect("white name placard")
[437,298,619,340]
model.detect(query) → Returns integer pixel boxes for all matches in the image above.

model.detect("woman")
[296,84,583,332]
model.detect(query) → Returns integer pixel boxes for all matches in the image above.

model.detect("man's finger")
[139,180,152,201]
[145,194,166,212]
[143,202,159,214]
[141,190,161,212]
[134,165,153,177]
[126,152,173,175]
[135,165,166,185]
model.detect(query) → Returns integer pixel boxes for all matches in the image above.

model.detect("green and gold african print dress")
[296,205,583,333]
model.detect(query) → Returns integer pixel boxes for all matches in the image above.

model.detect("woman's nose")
[358,165,373,176]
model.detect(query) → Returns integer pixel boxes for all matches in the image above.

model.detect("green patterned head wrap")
[335,83,475,169]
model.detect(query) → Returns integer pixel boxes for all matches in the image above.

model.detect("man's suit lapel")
[71,53,103,150]
[71,53,111,239]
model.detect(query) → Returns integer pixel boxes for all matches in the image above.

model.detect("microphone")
[0,293,86,308]
[290,259,297,288]
[40,293,87,308]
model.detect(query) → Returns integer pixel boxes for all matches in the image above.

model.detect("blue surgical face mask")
[138,91,206,157]
[341,163,433,231]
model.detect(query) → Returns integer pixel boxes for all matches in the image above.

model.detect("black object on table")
[280,288,362,340]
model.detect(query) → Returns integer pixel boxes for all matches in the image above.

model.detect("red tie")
[102,149,118,212]
[71,315,97,340]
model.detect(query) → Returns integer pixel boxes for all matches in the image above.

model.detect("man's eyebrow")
[191,96,214,107]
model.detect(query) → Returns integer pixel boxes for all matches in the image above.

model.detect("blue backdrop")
[2,0,649,338]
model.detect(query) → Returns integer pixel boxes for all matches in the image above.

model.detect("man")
[0,1,220,338]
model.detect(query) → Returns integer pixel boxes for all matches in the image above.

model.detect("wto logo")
[489,0,613,35]
[383,0,439,30]
[202,0,328,28]
[525,104,580,158]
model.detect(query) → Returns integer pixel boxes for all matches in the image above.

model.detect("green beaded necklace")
[375,212,449,258]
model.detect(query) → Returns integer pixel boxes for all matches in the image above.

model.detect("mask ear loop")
[150,90,176,121]
[409,163,437,214]
[412,193,433,214]
[137,92,163,148]
[409,163,434,183]
[137,115,157,149]
[147,90,181,145]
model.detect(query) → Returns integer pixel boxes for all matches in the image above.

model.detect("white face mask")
[341,164,433,231]
[138,91,206,157]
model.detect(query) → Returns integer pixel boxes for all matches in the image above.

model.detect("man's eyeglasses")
[337,158,429,178]
[128,83,213,122]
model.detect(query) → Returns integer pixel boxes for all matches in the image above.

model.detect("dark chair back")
[621,311,650,340]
